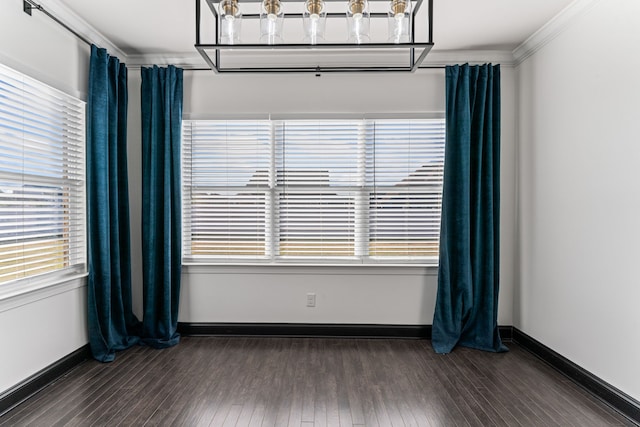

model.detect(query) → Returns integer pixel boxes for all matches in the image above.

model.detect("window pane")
[275,121,364,187]
[277,190,357,257]
[183,121,271,259]
[189,121,271,188]
[190,190,268,257]
[368,120,445,258]
[275,121,363,258]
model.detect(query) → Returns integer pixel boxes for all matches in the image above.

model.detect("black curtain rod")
[181,66,446,71]
[23,0,93,46]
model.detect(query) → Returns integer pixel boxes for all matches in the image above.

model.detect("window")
[0,63,86,286]
[182,118,444,264]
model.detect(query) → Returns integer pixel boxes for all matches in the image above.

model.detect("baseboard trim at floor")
[0,344,91,416]
[178,323,514,341]
[178,322,433,338]
[513,328,640,426]
[499,325,513,342]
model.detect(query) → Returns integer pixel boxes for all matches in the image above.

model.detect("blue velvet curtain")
[87,45,141,362]
[432,64,507,354]
[140,66,183,348]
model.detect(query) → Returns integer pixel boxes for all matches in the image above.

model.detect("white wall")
[182,266,436,324]
[0,0,89,100]
[0,0,90,395]
[0,278,87,394]
[165,67,517,326]
[516,0,640,400]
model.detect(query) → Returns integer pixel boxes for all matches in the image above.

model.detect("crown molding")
[126,52,207,69]
[513,0,603,66]
[37,0,127,59]
[423,50,515,67]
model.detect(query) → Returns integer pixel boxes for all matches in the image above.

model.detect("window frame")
[0,62,87,297]
[182,115,444,266]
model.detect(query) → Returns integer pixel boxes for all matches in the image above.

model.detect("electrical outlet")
[306,293,316,307]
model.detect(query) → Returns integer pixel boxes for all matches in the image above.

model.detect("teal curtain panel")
[140,65,183,348]
[432,64,507,354]
[87,45,141,362]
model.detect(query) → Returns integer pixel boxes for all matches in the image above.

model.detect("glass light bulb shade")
[260,0,284,44]
[303,0,327,44]
[347,0,370,44]
[387,0,410,43]
[219,0,242,44]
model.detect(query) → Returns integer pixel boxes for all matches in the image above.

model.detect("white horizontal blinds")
[368,119,445,258]
[275,121,364,258]
[182,118,445,264]
[0,63,86,284]
[183,120,271,258]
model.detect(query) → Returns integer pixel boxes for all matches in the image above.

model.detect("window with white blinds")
[0,63,86,285]
[368,120,445,258]
[182,118,444,264]
[276,121,363,258]
[182,121,272,258]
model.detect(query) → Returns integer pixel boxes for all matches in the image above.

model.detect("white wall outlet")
[306,293,316,307]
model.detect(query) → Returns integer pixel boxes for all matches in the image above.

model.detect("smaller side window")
[0,63,86,287]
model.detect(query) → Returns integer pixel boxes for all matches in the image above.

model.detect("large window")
[0,63,86,286]
[182,118,444,264]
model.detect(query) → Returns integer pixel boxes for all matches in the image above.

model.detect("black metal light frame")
[194,0,434,73]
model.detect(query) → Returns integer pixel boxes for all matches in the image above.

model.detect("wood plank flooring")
[0,337,633,426]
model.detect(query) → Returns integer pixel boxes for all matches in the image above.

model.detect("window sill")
[182,263,438,276]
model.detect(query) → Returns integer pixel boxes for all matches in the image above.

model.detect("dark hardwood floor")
[0,337,633,426]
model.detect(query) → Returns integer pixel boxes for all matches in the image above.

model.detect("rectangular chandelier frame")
[194,0,434,73]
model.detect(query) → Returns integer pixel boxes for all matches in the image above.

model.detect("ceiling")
[54,0,574,64]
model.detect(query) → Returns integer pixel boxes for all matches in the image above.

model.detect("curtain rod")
[181,66,446,71]
[23,0,93,46]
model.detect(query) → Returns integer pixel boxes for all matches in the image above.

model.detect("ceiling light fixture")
[194,0,433,73]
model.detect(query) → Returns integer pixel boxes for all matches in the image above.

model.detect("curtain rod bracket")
[20,0,92,46]
[23,0,33,15]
